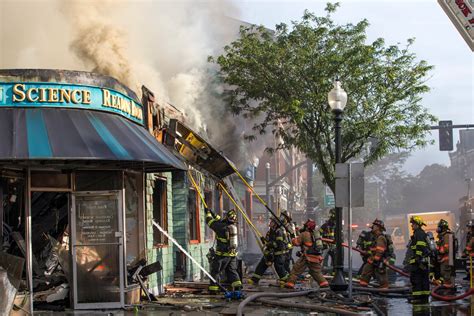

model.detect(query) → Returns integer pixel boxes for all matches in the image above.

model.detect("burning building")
[0,69,186,312]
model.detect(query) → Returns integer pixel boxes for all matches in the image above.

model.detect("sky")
[234,0,474,175]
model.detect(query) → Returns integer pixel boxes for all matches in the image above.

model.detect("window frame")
[188,188,201,244]
[152,177,168,247]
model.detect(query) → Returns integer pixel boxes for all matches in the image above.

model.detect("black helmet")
[280,210,292,223]
[371,219,386,232]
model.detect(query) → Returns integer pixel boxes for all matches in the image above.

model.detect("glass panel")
[152,179,167,245]
[74,194,121,304]
[76,197,118,244]
[75,244,120,303]
[75,171,122,191]
[188,189,198,241]
[31,171,70,189]
[125,172,140,266]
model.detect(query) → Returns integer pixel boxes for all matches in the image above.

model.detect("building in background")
[450,129,474,250]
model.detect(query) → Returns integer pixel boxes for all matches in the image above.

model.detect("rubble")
[0,267,17,315]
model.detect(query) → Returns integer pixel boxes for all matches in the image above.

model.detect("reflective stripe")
[252,273,262,279]
[276,237,284,241]
[415,251,422,255]
[319,281,329,287]
[376,246,386,251]
[274,250,288,255]
[412,290,431,296]
[280,274,289,281]
[216,236,229,243]
[304,242,313,247]
[208,285,219,291]
[231,280,242,288]
[416,241,427,246]
[215,251,237,257]
[208,218,217,226]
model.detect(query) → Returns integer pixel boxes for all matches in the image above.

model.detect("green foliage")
[210,4,436,191]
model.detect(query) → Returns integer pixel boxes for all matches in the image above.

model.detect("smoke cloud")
[0,0,269,167]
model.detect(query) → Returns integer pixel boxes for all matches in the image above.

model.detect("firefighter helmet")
[410,215,426,226]
[225,209,237,223]
[371,219,386,231]
[280,210,292,223]
[304,219,317,232]
[437,219,449,230]
[269,217,279,228]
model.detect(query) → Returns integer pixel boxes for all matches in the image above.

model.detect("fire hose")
[431,285,474,301]
[322,237,474,300]
[237,290,361,316]
[321,237,409,277]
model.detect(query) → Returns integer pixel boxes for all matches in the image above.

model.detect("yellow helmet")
[225,209,237,223]
[410,216,426,227]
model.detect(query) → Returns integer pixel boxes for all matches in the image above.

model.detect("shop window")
[152,178,168,246]
[125,172,143,266]
[188,188,200,243]
[75,171,122,191]
[31,171,70,190]
[204,190,213,241]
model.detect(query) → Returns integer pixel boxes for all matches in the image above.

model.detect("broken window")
[188,189,200,243]
[152,178,168,246]
[125,172,142,267]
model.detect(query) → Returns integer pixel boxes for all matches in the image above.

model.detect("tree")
[210,3,436,192]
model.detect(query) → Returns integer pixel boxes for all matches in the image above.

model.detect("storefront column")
[25,168,34,313]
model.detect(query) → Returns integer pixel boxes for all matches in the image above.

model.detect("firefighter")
[285,219,329,289]
[205,208,242,294]
[249,217,289,286]
[280,210,297,272]
[462,220,474,281]
[407,216,431,304]
[359,219,389,288]
[435,219,455,287]
[356,229,375,275]
[320,209,336,270]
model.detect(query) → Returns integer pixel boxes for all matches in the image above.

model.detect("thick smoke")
[0,0,269,168]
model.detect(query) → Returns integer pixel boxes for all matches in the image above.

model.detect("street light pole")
[328,79,348,291]
[265,162,271,221]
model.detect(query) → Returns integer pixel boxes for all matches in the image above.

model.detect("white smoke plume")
[0,0,270,167]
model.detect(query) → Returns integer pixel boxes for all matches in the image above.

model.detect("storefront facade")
[0,69,185,311]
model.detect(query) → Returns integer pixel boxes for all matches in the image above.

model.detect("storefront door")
[71,191,124,309]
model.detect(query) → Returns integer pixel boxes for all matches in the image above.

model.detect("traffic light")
[439,120,453,151]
